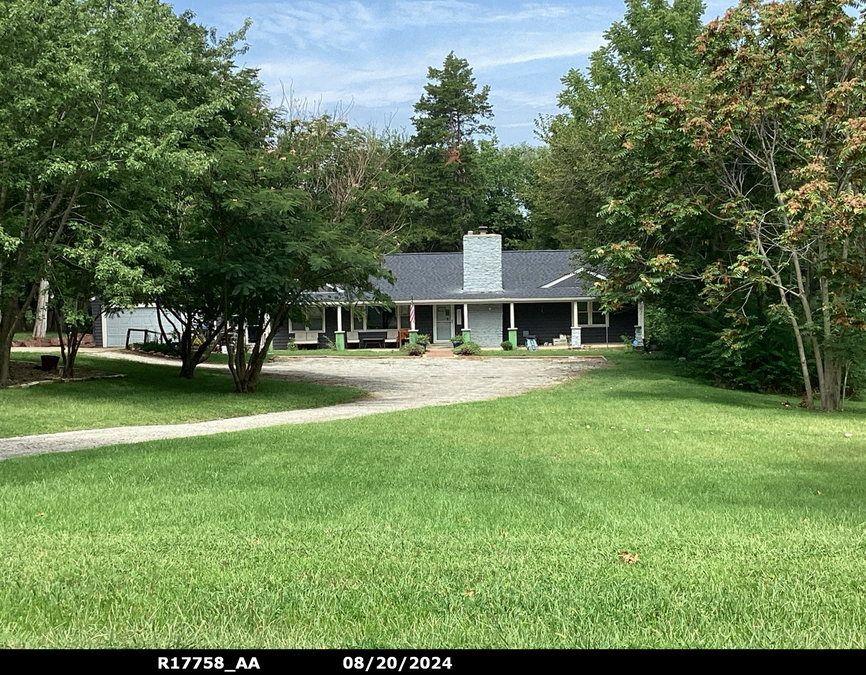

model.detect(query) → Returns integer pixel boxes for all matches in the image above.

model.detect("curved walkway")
[0,353,605,461]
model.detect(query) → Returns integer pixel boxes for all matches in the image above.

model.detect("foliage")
[399,343,425,356]
[620,335,635,354]
[475,142,538,249]
[413,333,430,346]
[500,340,514,351]
[406,53,494,251]
[453,340,482,356]
[0,0,249,385]
[131,342,179,357]
[450,334,464,345]
[530,0,705,250]
[591,0,866,410]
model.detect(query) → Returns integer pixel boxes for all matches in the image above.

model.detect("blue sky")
[173,1,734,146]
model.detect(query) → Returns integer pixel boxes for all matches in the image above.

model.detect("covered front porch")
[273,300,642,350]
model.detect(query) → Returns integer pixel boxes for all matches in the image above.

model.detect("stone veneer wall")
[468,303,504,347]
[462,233,503,292]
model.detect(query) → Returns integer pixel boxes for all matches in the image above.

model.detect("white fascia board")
[541,272,576,289]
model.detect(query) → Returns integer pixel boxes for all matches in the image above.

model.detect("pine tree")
[407,53,494,251]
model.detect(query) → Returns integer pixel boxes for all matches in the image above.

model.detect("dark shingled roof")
[375,250,600,302]
[308,249,602,304]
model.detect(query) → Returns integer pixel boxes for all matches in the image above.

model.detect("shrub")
[450,334,464,345]
[620,334,635,354]
[131,341,178,356]
[414,333,430,346]
[453,340,481,356]
[400,343,425,356]
[500,340,514,351]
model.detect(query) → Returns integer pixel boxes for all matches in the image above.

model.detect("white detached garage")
[91,300,165,348]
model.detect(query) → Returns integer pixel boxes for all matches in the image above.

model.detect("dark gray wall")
[415,305,434,342]
[508,302,572,345]
[504,302,639,346]
[91,299,103,347]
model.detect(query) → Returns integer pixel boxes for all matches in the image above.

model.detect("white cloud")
[195,0,617,143]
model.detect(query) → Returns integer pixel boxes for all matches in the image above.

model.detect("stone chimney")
[462,227,503,292]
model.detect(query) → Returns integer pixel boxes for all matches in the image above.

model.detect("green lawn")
[1,354,864,647]
[272,348,402,357]
[1,353,363,438]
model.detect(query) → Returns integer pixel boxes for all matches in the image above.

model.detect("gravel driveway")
[0,353,605,461]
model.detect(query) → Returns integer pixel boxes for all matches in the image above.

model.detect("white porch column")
[570,301,581,349]
[509,302,516,329]
[463,303,469,329]
[335,304,346,350]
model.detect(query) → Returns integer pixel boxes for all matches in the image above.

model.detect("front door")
[434,304,453,343]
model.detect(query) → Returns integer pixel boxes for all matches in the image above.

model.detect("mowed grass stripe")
[0,354,864,647]
[1,354,364,438]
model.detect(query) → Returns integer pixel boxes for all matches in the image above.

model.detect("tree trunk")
[0,294,28,386]
[228,308,285,394]
[0,305,17,387]
[32,279,49,339]
[819,352,843,412]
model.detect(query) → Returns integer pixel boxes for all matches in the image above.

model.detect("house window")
[291,306,324,331]
[352,306,398,330]
[576,301,607,326]
[398,305,410,327]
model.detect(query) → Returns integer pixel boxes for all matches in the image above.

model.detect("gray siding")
[506,302,638,346]
[608,306,639,343]
[415,305,434,342]
[510,302,572,346]
[273,323,291,350]
[91,299,103,347]
[467,303,503,347]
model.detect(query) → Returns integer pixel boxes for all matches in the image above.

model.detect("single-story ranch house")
[92,229,643,350]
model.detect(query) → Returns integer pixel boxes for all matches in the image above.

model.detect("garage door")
[104,307,163,347]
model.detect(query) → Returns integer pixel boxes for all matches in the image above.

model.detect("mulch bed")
[11,334,95,348]
[4,360,123,388]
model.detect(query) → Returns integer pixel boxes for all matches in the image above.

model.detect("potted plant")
[450,333,464,348]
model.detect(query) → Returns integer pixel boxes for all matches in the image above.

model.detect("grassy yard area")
[1,353,364,438]
[272,348,402,357]
[0,353,864,647]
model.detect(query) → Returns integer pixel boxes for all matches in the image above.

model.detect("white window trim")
[289,306,326,332]
[575,300,609,327]
[350,306,406,331]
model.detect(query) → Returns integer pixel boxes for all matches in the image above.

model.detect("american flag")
[409,298,416,328]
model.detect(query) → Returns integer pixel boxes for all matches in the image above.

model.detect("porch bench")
[290,330,321,347]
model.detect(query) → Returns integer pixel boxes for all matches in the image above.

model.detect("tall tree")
[592,0,866,411]
[531,0,705,250]
[407,52,494,251]
[476,141,538,249]
[0,0,247,386]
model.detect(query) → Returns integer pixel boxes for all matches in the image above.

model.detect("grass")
[0,353,864,647]
[272,348,402,357]
[0,353,363,438]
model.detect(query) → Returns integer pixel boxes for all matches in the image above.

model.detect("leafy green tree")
[476,141,538,249]
[592,0,866,411]
[0,0,248,385]
[407,52,494,251]
[531,0,705,251]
